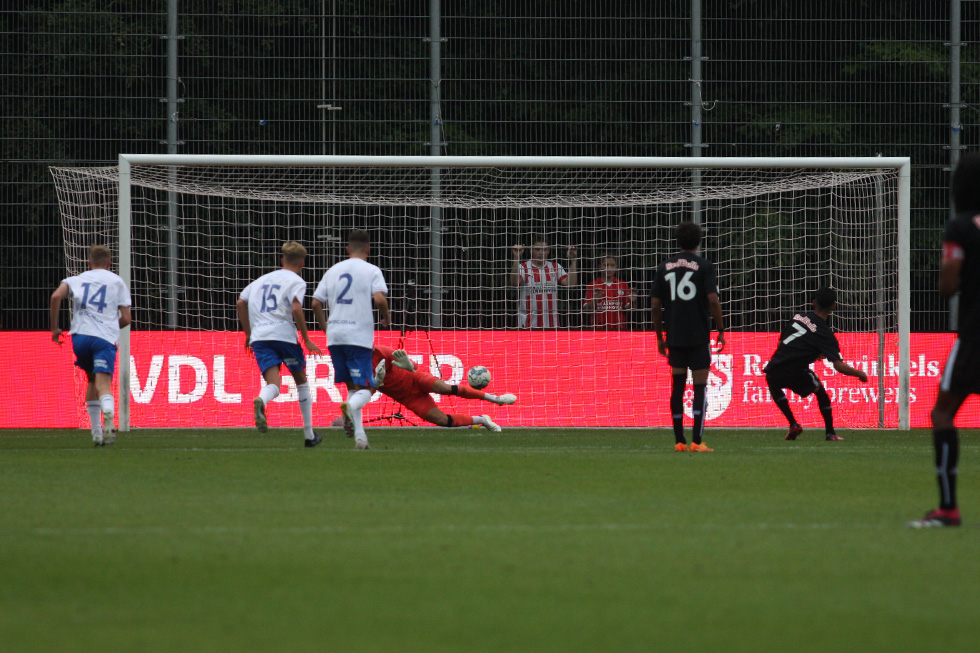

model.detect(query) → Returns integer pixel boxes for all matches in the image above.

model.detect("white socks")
[87,401,103,436]
[347,389,372,443]
[297,382,314,438]
[259,383,280,405]
[347,389,372,411]
[99,394,114,417]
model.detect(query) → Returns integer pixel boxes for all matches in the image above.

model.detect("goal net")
[50,155,910,431]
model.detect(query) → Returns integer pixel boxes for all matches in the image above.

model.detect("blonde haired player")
[50,244,132,446]
[236,241,324,447]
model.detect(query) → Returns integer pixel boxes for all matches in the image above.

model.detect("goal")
[50,155,911,431]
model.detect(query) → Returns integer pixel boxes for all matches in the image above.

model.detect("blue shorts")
[329,344,375,387]
[72,334,117,380]
[252,340,306,375]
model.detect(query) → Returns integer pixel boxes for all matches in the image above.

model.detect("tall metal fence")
[2,1,977,332]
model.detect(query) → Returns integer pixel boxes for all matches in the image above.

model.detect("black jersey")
[763,311,842,375]
[651,252,718,347]
[944,211,980,340]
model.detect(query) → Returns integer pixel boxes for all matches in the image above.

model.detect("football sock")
[347,388,372,412]
[259,383,279,405]
[99,393,114,417]
[457,386,487,400]
[450,414,475,427]
[86,400,103,435]
[933,427,959,510]
[815,386,834,434]
[691,383,707,444]
[297,382,314,438]
[768,384,797,426]
[351,405,367,440]
[670,373,686,443]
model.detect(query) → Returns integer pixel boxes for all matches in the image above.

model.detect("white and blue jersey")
[313,257,388,349]
[63,268,132,345]
[240,269,309,344]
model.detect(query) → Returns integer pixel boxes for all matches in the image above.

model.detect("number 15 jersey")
[313,257,388,349]
[651,252,718,347]
[240,268,308,344]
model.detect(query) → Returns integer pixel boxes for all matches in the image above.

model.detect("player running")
[764,287,869,442]
[651,222,725,452]
[367,344,516,431]
[312,229,390,450]
[237,241,324,447]
[50,244,132,446]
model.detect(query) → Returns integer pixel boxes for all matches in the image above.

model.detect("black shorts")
[667,344,711,371]
[765,368,821,398]
[940,337,980,396]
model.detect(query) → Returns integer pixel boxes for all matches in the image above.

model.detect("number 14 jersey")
[651,252,718,347]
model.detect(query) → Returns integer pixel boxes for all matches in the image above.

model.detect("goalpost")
[51,155,911,432]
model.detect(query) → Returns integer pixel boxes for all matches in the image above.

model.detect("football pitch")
[1,428,977,652]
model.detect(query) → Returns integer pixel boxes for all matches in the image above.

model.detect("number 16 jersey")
[651,252,718,347]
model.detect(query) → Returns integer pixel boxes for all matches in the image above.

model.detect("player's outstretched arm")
[833,359,869,383]
[391,349,416,372]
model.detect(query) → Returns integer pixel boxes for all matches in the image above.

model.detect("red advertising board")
[3,331,976,429]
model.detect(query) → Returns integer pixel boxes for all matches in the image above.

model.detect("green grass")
[1,428,977,652]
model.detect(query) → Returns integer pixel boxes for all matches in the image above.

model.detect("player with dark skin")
[651,222,726,452]
[763,287,869,442]
[908,152,980,528]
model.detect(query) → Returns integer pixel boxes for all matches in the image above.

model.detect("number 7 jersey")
[651,252,718,347]
[763,311,843,375]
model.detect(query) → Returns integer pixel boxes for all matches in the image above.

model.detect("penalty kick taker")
[367,344,516,431]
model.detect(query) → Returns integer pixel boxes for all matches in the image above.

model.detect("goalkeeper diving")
[364,344,516,431]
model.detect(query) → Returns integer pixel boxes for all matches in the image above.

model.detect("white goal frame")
[115,154,912,431]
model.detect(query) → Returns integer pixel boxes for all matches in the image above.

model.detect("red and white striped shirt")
[517,260,567,328]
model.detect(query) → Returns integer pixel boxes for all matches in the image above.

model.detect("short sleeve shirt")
[313,257,388,348]
[63,268,132,345]
[517,260,567,328]
[943,211,980,339]
[651,252,718,347]
[240,268,309,344]
[763,311,842,375]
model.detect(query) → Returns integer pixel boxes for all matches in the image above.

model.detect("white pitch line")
[15,520,883,538]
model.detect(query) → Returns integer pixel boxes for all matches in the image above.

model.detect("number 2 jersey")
[763,311,842,376]
[62,268,132,345]
[313,257,388,349]
[651,252,718,347]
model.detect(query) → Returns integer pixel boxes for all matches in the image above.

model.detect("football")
[467,365,491,389]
